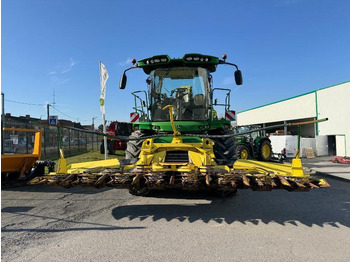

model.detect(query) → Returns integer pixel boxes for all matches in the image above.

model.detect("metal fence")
[1,119,101,160]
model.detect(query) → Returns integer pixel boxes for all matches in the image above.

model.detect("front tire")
[212,130,236,167]
[235,144,251,160]
[125,130,145,162]
[129,186,150,196]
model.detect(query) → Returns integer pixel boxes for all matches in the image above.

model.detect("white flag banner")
[99,62,109,115]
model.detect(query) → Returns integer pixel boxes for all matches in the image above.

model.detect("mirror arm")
[123,64,139,75]
[218,60,239,70]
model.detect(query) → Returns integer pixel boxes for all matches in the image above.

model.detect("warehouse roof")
[238,80,350,114]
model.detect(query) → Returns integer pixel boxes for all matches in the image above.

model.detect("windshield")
[235,126,260,140]
[150,67,210,121]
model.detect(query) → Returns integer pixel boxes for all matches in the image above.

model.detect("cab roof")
[137,53,220,74]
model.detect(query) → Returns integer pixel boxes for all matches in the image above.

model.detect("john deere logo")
[100,99,104,106]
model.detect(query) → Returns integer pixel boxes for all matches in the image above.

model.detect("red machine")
[331,156,350,165]
[100,121,132,155]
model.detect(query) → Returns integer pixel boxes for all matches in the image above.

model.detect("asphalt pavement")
[301,156,350,181]
[2,176,350,262]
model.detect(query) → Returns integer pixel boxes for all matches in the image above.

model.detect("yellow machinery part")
[2,128,42,178]
[28,134,329,192]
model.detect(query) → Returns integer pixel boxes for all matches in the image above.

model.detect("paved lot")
[302,156,350,181]
[2,175,350,262]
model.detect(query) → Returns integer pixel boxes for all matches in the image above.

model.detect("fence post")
[43,126,47,159]
[68,129,71,157]
[78,130,80,151]
[26,123,29,154]
[1,92,5,154]
[57,126,60,159]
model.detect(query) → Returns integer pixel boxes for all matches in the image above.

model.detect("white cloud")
[119,58,132,66]
[49,58,76,84]
[49,58,76,75]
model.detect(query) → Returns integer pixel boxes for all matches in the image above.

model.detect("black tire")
[257,139,272,161]
[125,130,145,162]
[108,141,115,155]
[129,186,150,196]
[235,144,251,160]
[100,141,104,154]
[212,130,236,167]
[125,130,151,196]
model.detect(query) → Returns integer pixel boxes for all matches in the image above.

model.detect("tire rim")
[262,144,271,159]
[241,149,248,159]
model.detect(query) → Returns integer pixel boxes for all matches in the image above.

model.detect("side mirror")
[119,74,127,89]
[234,70,243,85]
[214,98,218,105]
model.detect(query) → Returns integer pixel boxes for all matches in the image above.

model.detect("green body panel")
[235,136,246,144]
[133,119,231,133]
[253,136,265,146]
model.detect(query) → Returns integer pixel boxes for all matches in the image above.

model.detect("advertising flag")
[99,62,109,115]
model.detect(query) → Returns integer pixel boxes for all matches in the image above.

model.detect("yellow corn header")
[29,109,330,196]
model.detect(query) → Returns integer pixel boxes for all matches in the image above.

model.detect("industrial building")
[237,81,350,157]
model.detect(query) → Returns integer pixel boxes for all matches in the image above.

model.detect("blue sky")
[2,0,350,125]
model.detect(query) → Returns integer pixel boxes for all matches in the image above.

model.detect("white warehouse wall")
[237,81,350,156]
[237,92,316,125]
[317,82,350,156]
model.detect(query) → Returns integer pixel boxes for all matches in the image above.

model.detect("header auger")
[29,53,330,196]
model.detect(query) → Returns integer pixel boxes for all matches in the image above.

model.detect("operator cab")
[149,67,210,121]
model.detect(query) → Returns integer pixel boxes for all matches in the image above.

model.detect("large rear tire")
[257,140,272,161]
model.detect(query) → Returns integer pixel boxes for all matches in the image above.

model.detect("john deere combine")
[29,54,330,195]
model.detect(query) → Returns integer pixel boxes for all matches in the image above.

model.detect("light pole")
[47,103,50,123]
[92,117,97,130]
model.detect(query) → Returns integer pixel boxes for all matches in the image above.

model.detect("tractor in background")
[233,125,273,161]
[100,121,132,155]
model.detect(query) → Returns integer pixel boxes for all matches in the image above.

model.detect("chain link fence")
[1,118,101,160]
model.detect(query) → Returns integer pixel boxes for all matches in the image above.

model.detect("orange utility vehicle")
[2,128,54,184]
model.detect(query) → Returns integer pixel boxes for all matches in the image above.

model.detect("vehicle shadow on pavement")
[1,226,145,233]
[111,178,349,228]
[1,207,145,232]
[1,185,113,194]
